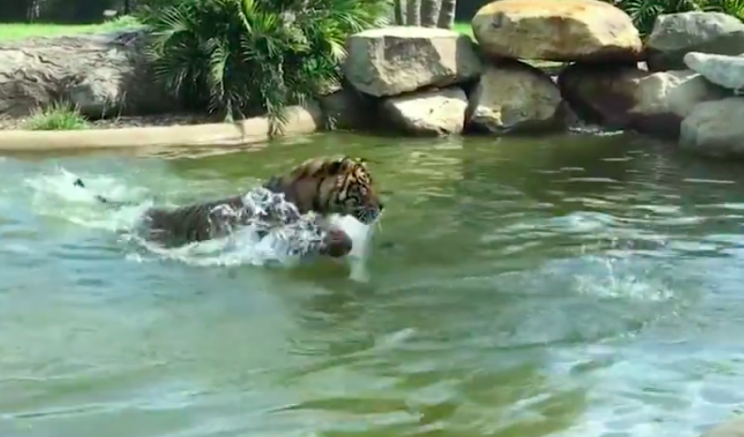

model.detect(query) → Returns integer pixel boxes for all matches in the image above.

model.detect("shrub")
[23,102,89,131]
[611,0,744,37]
[100,14,143,31]
[137,0,392,135]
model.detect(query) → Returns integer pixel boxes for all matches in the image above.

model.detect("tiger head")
[264,155,384,224]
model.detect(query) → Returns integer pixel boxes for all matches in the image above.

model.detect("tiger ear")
[325,159,346,175]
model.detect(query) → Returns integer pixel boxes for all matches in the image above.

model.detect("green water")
[2,131,744,437]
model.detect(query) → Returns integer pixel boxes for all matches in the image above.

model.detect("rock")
[701,415,744,437]
[684,52,744,92]
[381,86,468,136]
[316,83,377,131]
[466,59,566,134]
[680,97,744,158]
[0,30,176,118]
[558,63,728,138]
[342,26,482,97]
[646,12,744,71]
[471,0,642,62]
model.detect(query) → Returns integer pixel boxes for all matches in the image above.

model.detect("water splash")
[25,168,376,280]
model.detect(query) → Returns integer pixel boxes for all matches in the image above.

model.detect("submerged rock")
[381,86,468,136]
[700,414,744,437]
[684,52,744,92]
[646,11,744,71]
[680,97,744,158]
[342,26,482,98]
[558,63,728,138]
[466,60,566,134]
[471,0,642,62]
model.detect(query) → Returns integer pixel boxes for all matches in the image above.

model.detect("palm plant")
[614,0,701,36]
[610,0,744,37]
[702,0,744,18]
[138,0,391,135]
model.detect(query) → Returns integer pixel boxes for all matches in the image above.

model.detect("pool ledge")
[0,104,322,151]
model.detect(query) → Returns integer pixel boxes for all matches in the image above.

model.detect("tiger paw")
[320,228,352,258]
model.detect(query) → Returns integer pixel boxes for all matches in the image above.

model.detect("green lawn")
[0,17,470,42]
[0,16,140,41]
[452,22,474,37]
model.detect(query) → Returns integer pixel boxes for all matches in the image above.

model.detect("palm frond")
[142,0,391,134]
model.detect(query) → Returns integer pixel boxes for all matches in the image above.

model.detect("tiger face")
[316,156,384,225]
[264,156,384,225]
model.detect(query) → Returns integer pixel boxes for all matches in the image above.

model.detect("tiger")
[72,155,384,256]
[262,155,384,225]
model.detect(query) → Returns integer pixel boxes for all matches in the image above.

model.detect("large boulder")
[646,12,744,71]
[558,63,728,138]
[0,29,176,118]
[471,0,642,62]
[466,60,567,134]
[684,52,744,92]
[380,86,469,136]
[680,97,744,158]
[342,26,482,97]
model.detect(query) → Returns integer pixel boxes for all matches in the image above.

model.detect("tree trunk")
[26,0,41,21]
[437,0,456,28]
[393,0,406,25]
[421,0,441,27]
[406,0,421,26]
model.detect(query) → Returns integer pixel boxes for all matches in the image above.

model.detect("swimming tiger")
[72,155,383,255]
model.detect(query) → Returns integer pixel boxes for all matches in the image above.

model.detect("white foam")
[25,168,377,280]
[327,214,378,283]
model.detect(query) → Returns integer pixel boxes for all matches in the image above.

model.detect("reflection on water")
[1,131,744,437]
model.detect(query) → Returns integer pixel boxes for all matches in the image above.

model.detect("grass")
[0,15,141,41]
[22,102,90,131]
[453,22,474,37]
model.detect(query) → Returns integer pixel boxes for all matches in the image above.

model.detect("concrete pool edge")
[0,104,322,151]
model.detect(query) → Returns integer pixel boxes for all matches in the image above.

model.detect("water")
[2,131,744,437]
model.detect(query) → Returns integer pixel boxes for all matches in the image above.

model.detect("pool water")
[2,131,744,437]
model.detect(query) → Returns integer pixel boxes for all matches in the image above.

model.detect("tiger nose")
[379,202,385,211]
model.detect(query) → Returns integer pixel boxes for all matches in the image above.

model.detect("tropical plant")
[612,0,701,36]
[610,0,744,37]
[137,0,391,135]
[701,0,744,20]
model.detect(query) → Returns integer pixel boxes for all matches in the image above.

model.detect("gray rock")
[680,97,744,158]
[467,59,566,134]
[381,86,468,136]
[342,26,482,97]
[0,29,177,118]
[684,51,744,92]
[472,0,642,63]
[559,63,728,138]
[316,84,376,131]
[646,12,744,71]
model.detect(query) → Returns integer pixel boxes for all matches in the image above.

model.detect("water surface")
[2,131,744,437]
